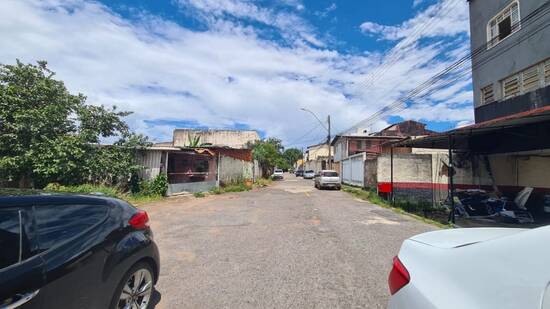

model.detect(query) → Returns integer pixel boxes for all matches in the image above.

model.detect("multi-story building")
[469,0,550,123]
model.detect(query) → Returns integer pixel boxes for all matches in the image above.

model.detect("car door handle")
[0,290,39,309]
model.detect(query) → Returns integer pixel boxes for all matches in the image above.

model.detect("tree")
[251,139,280,177]
[0,60,148,188]
[283,148,302,168]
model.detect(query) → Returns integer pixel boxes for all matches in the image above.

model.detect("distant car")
[295,169,304,177]
[303,170,315,179]
[0,195,160,309]
[388,226,550,309]
[272,169,284,180]
[314,170,341,190]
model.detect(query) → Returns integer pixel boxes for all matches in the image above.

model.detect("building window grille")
[481,85,495,104]
[500,58,549,100]
[503,76,520,99]
[544,59,550,86]
[487,1,520,49]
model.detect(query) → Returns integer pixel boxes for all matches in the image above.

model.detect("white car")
[314,170,341,190]
[272,169,284,180]
[388,226,550,309]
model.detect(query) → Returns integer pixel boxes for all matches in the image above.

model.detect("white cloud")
[413,0,427,8]
[0,0,474,147]
[176,0,323,47]
[360,0,469,41]
[315,3,337,18]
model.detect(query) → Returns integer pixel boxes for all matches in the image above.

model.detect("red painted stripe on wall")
[377,182,550,194]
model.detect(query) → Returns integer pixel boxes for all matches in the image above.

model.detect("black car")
[0,194,160,309]
[295,169,304,177]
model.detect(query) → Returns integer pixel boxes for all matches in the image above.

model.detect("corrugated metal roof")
[393,106,550,149]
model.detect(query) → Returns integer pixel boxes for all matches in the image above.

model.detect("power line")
[357,0,462,91]
[342,2,550,135]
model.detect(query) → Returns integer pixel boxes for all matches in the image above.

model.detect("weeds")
[341,185,450,228]
[193,192,206,198]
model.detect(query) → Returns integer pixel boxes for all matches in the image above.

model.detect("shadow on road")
[150,289,162,308]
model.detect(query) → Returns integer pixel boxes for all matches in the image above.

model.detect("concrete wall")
[173,129,259,149]
[469,0,550,109]
[376,150,550,205]
[364,158,377,189]
[136,150,163,180]
[218,155,254,185]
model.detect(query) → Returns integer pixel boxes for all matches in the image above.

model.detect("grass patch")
[341,185,450,229]
[0,183,167,206]
[254,178,272,187]
[0,188,44,196]
[193,192,206,198]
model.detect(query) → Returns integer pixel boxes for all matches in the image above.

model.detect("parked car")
[388,226,550,309]
[303,170,315,179]
[0,195,160,309]
[272,169,284,180]
[314,170,341,190]
[295,169,304,177]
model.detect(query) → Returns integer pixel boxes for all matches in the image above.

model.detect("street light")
[300,108,332,169]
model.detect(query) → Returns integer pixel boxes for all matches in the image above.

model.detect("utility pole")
[327,115,332,169]
[300,108,332,170]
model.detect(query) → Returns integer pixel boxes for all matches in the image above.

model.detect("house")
[469,0,550,123]
[304,143,333,172]
[136,129,260,194]
[332,120,434,162]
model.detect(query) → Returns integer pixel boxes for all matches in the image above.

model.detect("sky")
[0,0,474,148]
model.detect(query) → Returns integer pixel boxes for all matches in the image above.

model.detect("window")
[522,66,540,93]
[487,1,520,48]
[503,75,520,99]
[501,59,549,100]
[481,84,495,104]
[0,209,33,269]
[545,59,550,85]
[35,204,108,252]
[322,171,338,177]
[0,209,22,269]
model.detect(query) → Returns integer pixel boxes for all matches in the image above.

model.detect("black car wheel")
[110,262,155,309]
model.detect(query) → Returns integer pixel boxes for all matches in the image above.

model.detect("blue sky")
[0,0,473,147]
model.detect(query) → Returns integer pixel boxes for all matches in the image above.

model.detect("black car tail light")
[128,210,149,229]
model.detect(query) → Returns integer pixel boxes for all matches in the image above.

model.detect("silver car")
[314,170,341,190]
[303,170,315,179]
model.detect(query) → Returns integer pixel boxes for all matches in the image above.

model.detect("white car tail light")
[388,256,410,295]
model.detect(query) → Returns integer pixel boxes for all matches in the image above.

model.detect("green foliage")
[187,133,201,147]
[254,178,272,187]
[252,137,293,175]
[44,183,121,198]
[283,148,303,167]
[209,181,252,195]
[139,174,168,197]
[193,192,205,198]
[341,185,449,228]
[0,60,149,188]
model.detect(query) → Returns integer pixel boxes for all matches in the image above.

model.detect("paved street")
[144,175,436,309]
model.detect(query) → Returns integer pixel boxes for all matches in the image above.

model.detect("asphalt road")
[143,174,436,309]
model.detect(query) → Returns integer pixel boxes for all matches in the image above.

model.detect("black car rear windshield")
[322,172,338,177]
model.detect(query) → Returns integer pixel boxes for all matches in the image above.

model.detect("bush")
[139,174,168,197]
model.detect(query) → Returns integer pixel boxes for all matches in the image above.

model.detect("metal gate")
[341,153,366,187]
